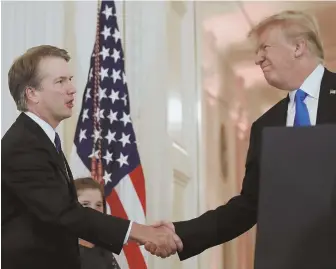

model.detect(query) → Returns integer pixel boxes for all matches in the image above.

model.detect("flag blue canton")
[73,0,141,197]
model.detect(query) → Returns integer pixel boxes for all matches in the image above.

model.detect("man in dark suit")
[146,10,336,259]
[1,45,182,269]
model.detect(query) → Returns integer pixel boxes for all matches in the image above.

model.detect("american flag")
[70,1,147,268]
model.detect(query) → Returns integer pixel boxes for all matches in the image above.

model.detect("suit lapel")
[316,69,336,124]
[44,143,71,185]
[61,152,78,198]
[20,113,74,191]
[271,97,289,127]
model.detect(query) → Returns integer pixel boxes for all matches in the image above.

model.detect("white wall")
[1,1,65,137]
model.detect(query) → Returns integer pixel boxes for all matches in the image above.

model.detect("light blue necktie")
[294,89,311,127]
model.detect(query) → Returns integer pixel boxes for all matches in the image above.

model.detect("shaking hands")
[129,221,182,258]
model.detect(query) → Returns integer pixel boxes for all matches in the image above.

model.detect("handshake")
[129,221,182,258]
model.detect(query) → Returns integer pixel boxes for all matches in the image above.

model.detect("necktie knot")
[295,89,308,102]
[54,132,62,153]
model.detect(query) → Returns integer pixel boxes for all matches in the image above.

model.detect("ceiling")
[198,1,336,65]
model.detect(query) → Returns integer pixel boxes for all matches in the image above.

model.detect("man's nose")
[255,51,265,66]
[68,84,77,95]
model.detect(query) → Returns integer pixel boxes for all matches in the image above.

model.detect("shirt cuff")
[123,221,133,244]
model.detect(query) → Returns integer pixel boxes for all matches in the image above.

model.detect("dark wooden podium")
[254,125,336,269]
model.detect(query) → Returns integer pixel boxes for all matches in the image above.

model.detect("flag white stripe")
[115,249,130,269]
[114,174,146,224]
[139,245,149,265]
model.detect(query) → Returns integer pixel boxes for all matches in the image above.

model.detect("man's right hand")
[146,221,181,257]
[129,222,182,258]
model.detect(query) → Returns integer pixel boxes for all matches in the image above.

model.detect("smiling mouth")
[261,63,271,70]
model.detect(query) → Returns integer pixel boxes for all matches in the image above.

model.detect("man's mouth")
[261,64,271,72]
[66,100,74,108]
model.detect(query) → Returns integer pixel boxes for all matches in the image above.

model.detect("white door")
[165,2,202,269]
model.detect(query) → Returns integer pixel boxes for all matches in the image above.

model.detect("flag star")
[101,25,111,40]
[89,149,100,159]
[79,129,87,142]
[102,5,113,21]
[89,68,93,81]
[112,28,121,43]
[99,87,107,101]
[121,94,128,106]
[95,109,105,120]
[111,69,121,83]
[107,109,118,124]
[109,89,119,104]
[92,129,102,142]
[120,112,131,126]
[122,72,126,84]
[116,153,129,168]
[111,48,120,63]
[105,130,116,144]
[82,109,89,122]
[100,46,110,60]
[119,132,131,147]
[103,170,112,184]
[85,88,91,101]
[100,67,109,81]
[103,150,113,165]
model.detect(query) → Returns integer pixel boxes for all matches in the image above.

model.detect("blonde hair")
[8,45,71,111]
[248,10,324,62]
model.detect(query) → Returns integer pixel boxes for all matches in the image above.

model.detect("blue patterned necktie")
[54,132,62,153]
[294,89,311,127]
[54,132,70,179]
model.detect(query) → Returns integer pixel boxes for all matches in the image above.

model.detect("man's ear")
[294,37,307,58]
[25,86,39,104]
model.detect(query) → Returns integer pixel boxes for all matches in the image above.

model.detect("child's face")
[78,188,104,213]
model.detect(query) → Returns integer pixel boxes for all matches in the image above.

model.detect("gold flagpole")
[91,0,103,186]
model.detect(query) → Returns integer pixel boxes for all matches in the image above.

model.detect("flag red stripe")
[123,242,147,269]
[129,165,146,215]
[106,188,147,268]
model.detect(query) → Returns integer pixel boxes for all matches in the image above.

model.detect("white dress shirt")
[24,111,132,244]
[286,64,324,126]
[25,111,57,146]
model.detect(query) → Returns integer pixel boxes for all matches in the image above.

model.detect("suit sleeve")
[3,143,130,255]
[174,122,260,260]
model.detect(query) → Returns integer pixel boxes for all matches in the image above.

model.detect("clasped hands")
[130,221,182,258]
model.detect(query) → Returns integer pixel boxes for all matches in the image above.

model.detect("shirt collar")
[289,64,324,104]
[24,111,56,146]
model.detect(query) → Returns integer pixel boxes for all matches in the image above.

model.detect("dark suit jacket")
[174,68,336,260]
[1,113,130,269]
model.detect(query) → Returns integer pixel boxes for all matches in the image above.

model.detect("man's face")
[254,26,296,90]
[35,57,76,125]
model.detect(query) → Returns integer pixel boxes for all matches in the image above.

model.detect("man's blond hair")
[8,45,71,112]
[248,10,324,62]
